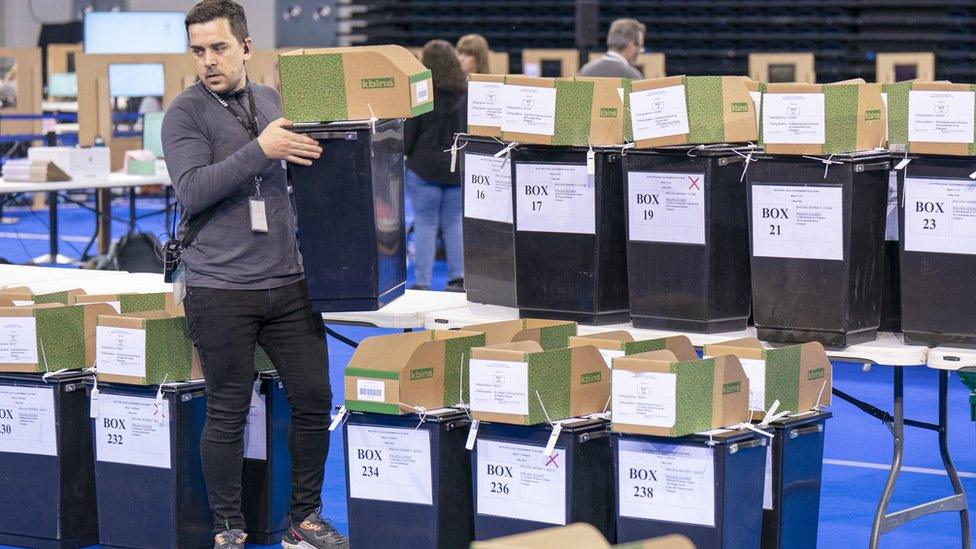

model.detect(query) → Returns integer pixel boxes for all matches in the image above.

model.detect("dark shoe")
[281,512,349,549]
[444,278,465,292]
[409,284,430,291]
[214,529,247,549]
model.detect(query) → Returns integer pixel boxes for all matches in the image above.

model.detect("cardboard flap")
[662,336,697,361]
[0,302,62,316]
[573,331,635,343]
[0,287,34,300]
[631,75,684,93]
[628,534,697,549]
[346,330,442,373]
[75,294,119,304]
[470,73,505,84]
[713,355,750,426]
[122,310,180,320]
[703,337,765,360]
[568,336,625,351]
[765,83,823,94]
[505,75,555,88]
[471,523,610,548]
[97,314,147,329]
[615,349,679,368]
[0,298,12,307]
[471,340,543,359]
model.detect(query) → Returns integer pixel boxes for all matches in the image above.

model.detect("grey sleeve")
[162,104,271,215]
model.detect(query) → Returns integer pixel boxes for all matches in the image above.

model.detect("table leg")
[939,369,972,549]
[97,188,112,256]
[870,367,904,549]
[47,190,58,262]
[128,187,136,233]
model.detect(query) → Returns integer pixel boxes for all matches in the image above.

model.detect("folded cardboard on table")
[343,329,486,414]
[568,331,696,368]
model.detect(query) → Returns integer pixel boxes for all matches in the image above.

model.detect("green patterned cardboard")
[34,291,70,305]
[35,305,86,371]
[118,292,167,313]
[552,80,594,146]
[884,81,911,148]
[622,338,667,355]
[527,347,573,424]
[537,323,577,350]
[254,347,275,372]
[279,53,348,122]
[762,346,804,412]
[671,358,716,436]
[443,333,487,406]
[824,83,860,154]
[686,76,726,144]
[143,316,193,385]
[623,78,634,142]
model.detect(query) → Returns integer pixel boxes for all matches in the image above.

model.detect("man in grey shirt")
[162,2,347,548]
[578,18,646,80]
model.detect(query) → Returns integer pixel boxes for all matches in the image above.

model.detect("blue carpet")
[0,196,974,548]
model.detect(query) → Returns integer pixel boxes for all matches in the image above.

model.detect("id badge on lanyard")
[249,176,267,233]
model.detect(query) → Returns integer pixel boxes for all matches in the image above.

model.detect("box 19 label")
[904,177,976,255]
[464,152,513,224]
[628,171,706,245]
[346,425,433,506]
[0,385,56,456]
[617,439,715,526]
[751,184,843,261]
[476,439,567,525]
[515,163,594,234]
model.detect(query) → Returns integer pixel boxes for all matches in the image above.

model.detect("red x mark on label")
[688,176,701,190]
[545,454,559,468]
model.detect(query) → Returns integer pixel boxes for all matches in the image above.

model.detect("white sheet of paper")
[0,385,57,456]
[515,163,595,234]
[469,359,529,416]
[96,394,171,469]
[908,90,976,143]
[96,326,147,378]
[629,85,690,141]
[904,177,976,255]
[356,379,386,403]
[467,81,506,128]
[347,424,433,505]
[599,349,625,369]
[0,316,38,364]
[464,152,513,224]
[886,171,900,241]
[761,93,826,145]
[243,381,267,460]
[628,171,706,245]
[476,439,567,525]
[502,85,557,136]
[749,91,762,128]
[881,92,889,141]
[738,358,767,412]
[617,439,715,526]
[611,370,677,428]
[751,184,844,261]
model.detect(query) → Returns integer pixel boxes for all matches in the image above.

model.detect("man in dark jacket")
[578,18,646,79]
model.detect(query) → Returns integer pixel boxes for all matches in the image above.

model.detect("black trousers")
[184,280,332,531]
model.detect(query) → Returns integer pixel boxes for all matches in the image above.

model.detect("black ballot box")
[290,120,407,312]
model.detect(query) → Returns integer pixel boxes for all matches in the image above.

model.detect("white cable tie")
[465,419,480,450]
[154,373,168,425]
[814,378,829,410]
[42,368,69,382]
[89,370,100,419]
[586,144,596,175]
[328,405,347,432]
[367,104,378,134]
[40,338,49,373]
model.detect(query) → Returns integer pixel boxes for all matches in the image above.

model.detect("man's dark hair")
[185,0,249,43]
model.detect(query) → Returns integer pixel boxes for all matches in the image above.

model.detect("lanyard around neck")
[203,81,259,139]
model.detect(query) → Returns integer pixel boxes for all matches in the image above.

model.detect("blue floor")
[1,197,974,548]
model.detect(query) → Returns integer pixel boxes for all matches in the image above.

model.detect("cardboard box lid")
[346,329,485,374]
[472,523,610,548]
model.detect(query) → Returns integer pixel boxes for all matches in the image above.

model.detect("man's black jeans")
[184,280,332,531]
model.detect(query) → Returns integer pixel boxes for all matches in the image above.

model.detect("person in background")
[404,40,467,292]
[456,34,490,74]
[578,18,645,79]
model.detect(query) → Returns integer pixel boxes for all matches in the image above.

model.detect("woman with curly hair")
[404,39,468,291]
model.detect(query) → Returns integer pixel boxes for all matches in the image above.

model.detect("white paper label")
[96,394,171,469]
[751,185,844,260]
[95,326,147,378]
[469,359,528,416]
[12,300,33,307]
[515,163,594,234]
[0,317,38,364]
[629,85,690,141]
[904,177,976,255]
[599,349,625,369]
[749,91,762,128]
[617,440,715,526]
[476,439,567,525]
[908,90,976,143]
[107,301,122,314]
[763,442,774,510]
[881,92,889,141]
[244,382,267,460]
[761,93,826,144]
[464,152,513,223]
[467,81,506,128]
[502,85,557,136]
[0,386,57,456]
[347,425,433,505]
[611,370,677,428]
[739,358,767,412]
[628,171,706,245]
[356,379,386,403]
[886,171,900,241]
[415,80,429,103]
